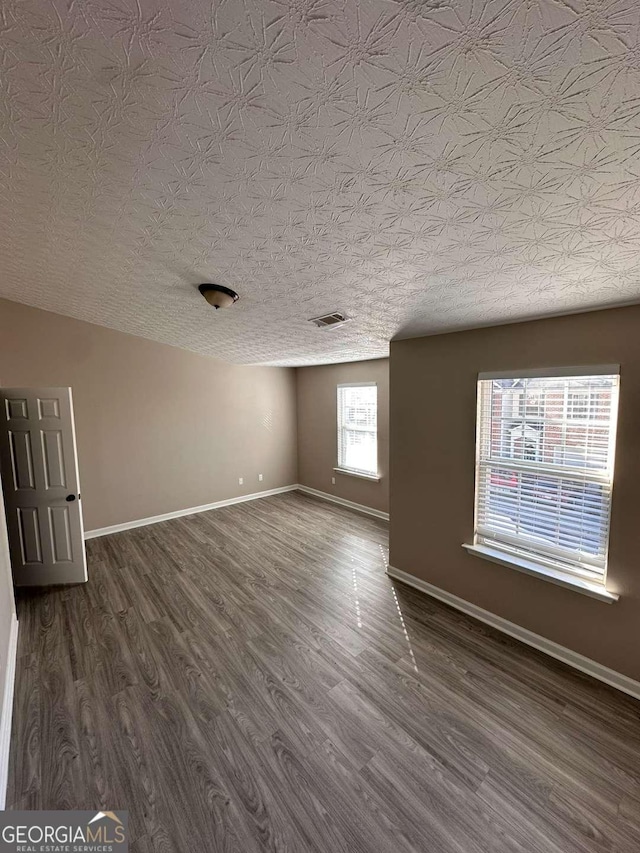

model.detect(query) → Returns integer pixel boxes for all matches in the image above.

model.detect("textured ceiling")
[1,0,640,365]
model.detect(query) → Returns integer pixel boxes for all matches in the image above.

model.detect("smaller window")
[567,389,591,420]
[510,425,541,461]
[520,389,544,419]
[337,384,378,476]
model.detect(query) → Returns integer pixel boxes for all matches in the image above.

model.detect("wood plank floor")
[8,491,640,851]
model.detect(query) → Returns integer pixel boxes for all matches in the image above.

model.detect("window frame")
[470,366,620,588]
[336,381,379,479]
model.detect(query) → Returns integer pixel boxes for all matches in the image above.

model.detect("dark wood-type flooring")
[8,491,640,851]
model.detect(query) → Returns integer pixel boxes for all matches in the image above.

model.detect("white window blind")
[474,371,619,581]
[337,384,378,476]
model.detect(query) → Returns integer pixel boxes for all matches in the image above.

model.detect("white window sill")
[334,467,380,482]
[461,543,618,604]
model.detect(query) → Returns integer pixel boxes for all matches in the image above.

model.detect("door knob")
[66,494,76,502]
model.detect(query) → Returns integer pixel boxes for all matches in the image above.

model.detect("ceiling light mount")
[198,283,240,310]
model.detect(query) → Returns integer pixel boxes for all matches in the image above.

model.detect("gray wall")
[390,304,640,681]
[296,359,389,513]
[0,298,298,531]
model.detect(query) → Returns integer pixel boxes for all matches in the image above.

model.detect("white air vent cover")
[309,312,351,329]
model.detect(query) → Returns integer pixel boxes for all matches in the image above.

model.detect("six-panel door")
[0,387,87,585]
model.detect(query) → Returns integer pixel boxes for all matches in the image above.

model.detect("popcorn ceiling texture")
[1,0,639,365]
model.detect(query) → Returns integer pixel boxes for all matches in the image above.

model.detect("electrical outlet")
[258,474,263,482]
[239,477,243,485]
[331,476,336,485]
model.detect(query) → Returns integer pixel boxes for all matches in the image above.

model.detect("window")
[520,388,544,419]
[509,425,540,461]
[473,368,619,582]
[337,383,378,477]
[567,389,591,419]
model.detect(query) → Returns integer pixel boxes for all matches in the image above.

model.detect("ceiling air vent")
[309,312,351,329]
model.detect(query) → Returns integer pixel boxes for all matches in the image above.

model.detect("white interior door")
[0,387,87,585]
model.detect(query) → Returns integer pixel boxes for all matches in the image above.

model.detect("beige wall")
[390,304,640,681]
[0,299,298,532]
[296,359,389,513]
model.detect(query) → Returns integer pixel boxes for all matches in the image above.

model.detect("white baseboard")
[84,485,299,539]
[387,565,640,702]
[297,485,389,521]
[0,614,18,809]
[85,484,388,539]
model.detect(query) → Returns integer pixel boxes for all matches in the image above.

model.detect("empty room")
[0,0,639,851]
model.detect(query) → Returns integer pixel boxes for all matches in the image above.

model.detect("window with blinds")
[337,383,378,477]
[474,369,619,581]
